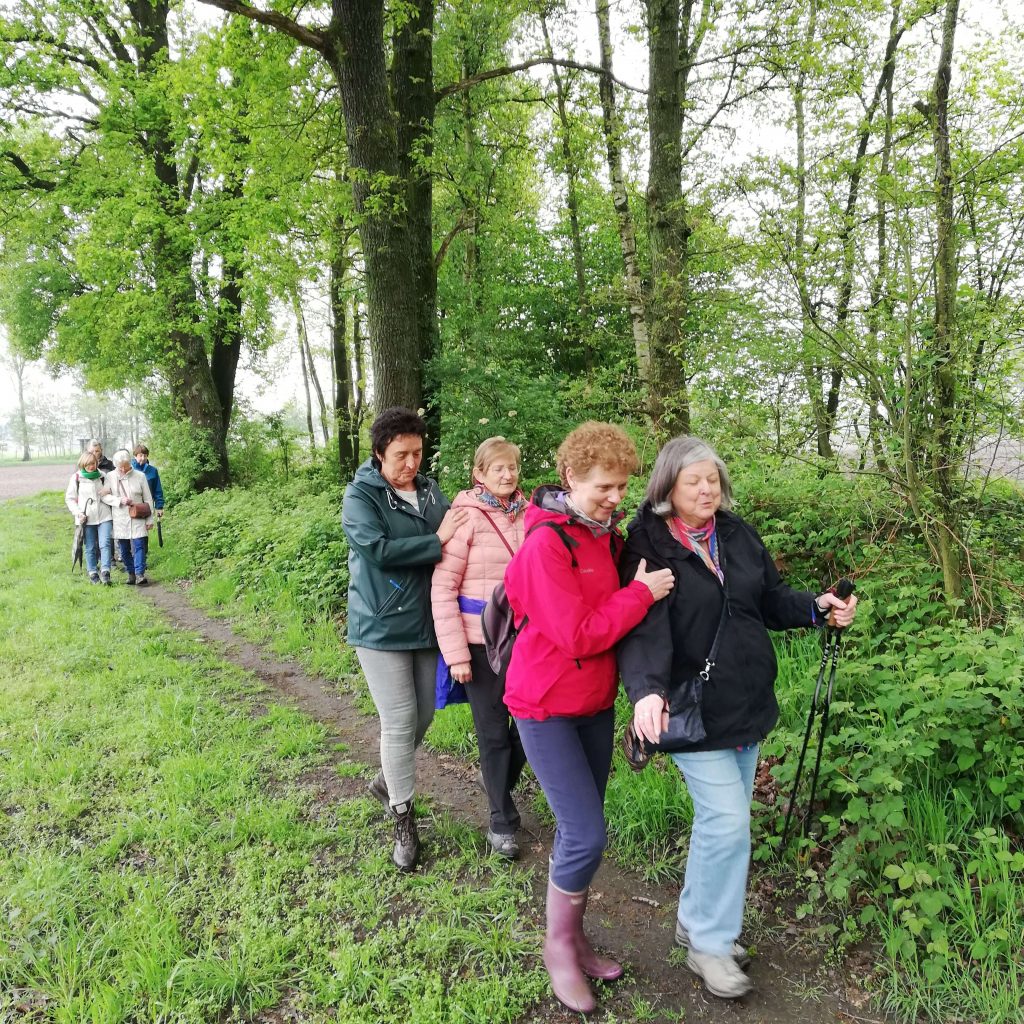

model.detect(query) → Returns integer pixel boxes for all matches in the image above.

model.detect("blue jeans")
[515,708,614,892]
[118,537,147,577]
[671,745,759,956]
[84,520,113,574]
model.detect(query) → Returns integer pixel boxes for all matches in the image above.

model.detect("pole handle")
[826,578,854,628]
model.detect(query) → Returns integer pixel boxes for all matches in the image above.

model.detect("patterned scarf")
[565,494,625,536]
[668,514,723,583]
[474,486,526,522]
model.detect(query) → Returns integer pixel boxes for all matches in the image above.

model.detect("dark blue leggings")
[515,707,614,892]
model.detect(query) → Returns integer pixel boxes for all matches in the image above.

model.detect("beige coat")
[107,468,154,540]
[64,471,113,525]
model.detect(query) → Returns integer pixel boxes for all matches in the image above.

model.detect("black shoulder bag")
[622,543,729,770]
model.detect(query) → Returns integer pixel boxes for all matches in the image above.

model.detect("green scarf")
[79,469,101,480]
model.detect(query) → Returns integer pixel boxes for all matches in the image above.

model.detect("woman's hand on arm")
[633,693,669,746]
[633,557,675,601]
[436,507,469,545]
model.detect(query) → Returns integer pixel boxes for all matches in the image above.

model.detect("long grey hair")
[646,436,733,516]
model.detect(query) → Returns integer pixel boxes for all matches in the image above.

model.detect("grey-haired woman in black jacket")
[618,436,856,1001]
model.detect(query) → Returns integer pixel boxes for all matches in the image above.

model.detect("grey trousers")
[355,646,437,808]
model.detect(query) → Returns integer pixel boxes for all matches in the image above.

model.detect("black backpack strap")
[526,520,579,567]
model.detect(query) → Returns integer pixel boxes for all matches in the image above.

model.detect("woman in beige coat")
[65,450,114,584]
[108,449,155,585]
[431,437,527,858]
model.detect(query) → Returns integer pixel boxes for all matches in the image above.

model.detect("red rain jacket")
[503,486,654,720]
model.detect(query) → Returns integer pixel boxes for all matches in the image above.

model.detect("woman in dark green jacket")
[342,407,467,871]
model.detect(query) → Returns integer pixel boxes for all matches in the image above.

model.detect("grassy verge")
[0,497,547,1022]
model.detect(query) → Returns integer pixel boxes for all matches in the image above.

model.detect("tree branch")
[433,209,471,271]
[1,31,104,74]
[435,57,645,102]
[193,0,327,53]
[2,151,56,191]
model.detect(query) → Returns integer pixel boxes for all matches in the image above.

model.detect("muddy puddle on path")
[137,581,891,1024]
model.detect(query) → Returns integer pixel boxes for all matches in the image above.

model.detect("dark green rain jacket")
[342,458,451,650]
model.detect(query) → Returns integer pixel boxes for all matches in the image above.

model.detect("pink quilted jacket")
[431,489,525,666]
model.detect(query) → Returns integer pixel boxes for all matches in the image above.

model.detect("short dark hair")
[370,407,427,459]
[133,443,149,457]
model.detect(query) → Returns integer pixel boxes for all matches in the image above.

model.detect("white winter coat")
[107,468,155,540]
[64,471,113,525]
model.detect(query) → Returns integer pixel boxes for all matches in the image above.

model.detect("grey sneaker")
[126,575,137,585]
[136,574,149,586]
[367,772,395,817]
[88,572,100,584]
[686,948,754,999]
[100,570,111,586]
[675,919,751,970]
[486,829,520,860]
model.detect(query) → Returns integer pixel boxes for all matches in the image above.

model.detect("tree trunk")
[646,0,690,435]
[12,355,31,461]
[540,13,589,333]
[306,331,331,446]
[328,0,422,412]
[296,296,316,448]
[131,0,231,490]
[928,0,963,599]
[596,0,650,391]
[330,231,358,477]
[792,0,833,456]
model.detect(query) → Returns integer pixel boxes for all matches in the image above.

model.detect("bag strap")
[526,520,578,567]
[476,508,516,558]
[699,538,729,683]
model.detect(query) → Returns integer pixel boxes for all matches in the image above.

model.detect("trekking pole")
[780,578,854,850]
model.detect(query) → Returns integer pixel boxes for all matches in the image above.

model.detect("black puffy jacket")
[617,503,818,752]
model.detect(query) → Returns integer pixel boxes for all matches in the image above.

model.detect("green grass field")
[0,498,546,1022]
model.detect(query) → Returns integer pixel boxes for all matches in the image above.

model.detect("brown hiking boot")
[392,802,420,873]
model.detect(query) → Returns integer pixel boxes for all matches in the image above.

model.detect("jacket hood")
[351,457,430,493]
[524,483,571,528]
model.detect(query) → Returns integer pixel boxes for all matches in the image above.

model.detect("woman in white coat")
[65,450,115,585]
[108,449,155,585]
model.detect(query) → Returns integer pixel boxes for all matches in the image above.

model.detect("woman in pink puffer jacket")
[431,437,526,860]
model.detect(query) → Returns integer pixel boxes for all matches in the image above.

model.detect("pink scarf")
[668,515,723,583]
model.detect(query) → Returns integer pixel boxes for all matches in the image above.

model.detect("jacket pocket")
[374,579,406,617]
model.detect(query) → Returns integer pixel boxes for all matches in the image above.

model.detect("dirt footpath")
[136,579,890,1024]
[0,462,74,500]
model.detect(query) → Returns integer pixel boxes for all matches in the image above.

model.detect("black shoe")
[136,574,149,586]
[392,802,420,872]
[89,572,100,585]
[126,575,137,585]
[100,571,111,586]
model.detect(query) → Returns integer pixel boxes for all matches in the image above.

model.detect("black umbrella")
[71,498,94,572]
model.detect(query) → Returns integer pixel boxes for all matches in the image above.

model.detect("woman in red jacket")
[503,421,674,1014]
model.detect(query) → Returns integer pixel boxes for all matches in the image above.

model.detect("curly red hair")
[556,422,639,485]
